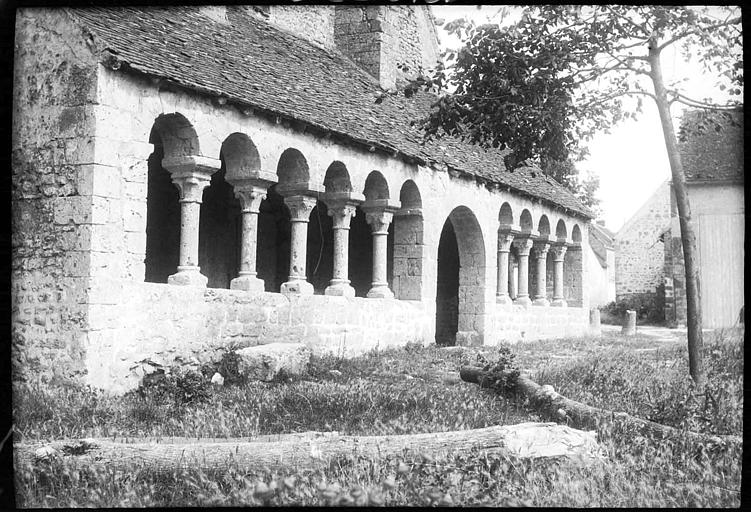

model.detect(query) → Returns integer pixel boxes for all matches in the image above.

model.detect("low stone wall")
[487,303,591,344]
[85,282,431,393]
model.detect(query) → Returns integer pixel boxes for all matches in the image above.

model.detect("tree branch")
[657,16,742,51]
[671,92,741,110]
[577,89,657,109]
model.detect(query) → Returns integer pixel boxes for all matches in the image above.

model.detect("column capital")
[363,207,394,234]
[171,173,213,203]
[327,202,358,229]
[234,185,268,213]
[552,243,568,262]
[497,231,515,252]
[512,236,534,255]
[283,195,318,222]
[532,240,551,260]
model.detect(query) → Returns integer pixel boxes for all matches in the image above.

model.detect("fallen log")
[15,422,600,473]
[460,366,742,448]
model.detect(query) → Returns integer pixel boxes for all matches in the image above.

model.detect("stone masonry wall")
[614,181,670,302]
[489,303,590,344]
[267,5,335,49]
[11,10,101,385]
[333,5,440,89]
[87,282,430,394]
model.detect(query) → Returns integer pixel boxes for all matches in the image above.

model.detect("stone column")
[325,202,358,297]
[364,208,394,299]
[229,186,267,292]
[508,256,517,300]
[551,243,568,307]
[512,237,533,306]
[280,195,318,296]
[532,241,551,306]
[162,156,220,287]
[496,231,515,304]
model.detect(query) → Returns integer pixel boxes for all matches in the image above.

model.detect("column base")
[496,295,513,305]
[230,274,266,292]
[513,296,532,307]
[168,267,208,287]
[366,285,394,299]
[325,281,355,298]
[532,297,550,307]
[280,279,314,297]
[551,298,568,307]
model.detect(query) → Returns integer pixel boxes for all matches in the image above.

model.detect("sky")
[430,5,740,232]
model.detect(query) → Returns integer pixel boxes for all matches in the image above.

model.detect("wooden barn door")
[697,213,745,328]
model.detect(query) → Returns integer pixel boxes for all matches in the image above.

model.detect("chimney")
[334,5,440,90]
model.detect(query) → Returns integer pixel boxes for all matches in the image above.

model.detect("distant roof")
[589,223,613,268]
[678,108,744,184]
[66,6,593,218]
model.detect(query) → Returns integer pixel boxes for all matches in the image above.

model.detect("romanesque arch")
[435,206,487,346]
[564,224,584,306]
[393,180,424,300]
[144,113,201,283]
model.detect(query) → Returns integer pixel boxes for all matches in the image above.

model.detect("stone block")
[235,342,311,381]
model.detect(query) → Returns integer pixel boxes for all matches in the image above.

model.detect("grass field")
[13,328,743,507]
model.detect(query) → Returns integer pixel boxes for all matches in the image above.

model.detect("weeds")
[13,329,744,507]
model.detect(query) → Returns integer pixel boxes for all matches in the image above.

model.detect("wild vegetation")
[13,328,743,507]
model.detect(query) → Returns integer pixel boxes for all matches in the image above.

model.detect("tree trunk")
[459,367,741,447]
[648,40,704,388]
[15,423,600,473]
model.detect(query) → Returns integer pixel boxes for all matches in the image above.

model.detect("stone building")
[614,180,671,313]
[664,109,744,328]
[12,5,595,393]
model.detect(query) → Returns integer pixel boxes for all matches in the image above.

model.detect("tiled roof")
[67,6,592,217]
[679,108,744,183]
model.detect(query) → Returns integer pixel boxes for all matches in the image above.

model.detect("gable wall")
[614,181,670,302]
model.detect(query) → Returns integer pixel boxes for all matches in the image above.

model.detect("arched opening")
[555,219,568,241]
[538,215,551,237]
[499,202,514,227]
[564,224,584,306]
[144,113,200,283]
[306,200,334,293]
[277,148,310,190]
[323,161,353,194]
[144,137,180,283]
[393,180,424,300]
[256,185,291,292]
[435,206,487,346]
[363,171,389,203]
[520,209,534,234]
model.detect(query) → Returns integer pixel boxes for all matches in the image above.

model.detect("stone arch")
[363,171,390,202]
[499,202,514,227]
[393,180,424,300]
[519,209,534,234]
[221,132,261,180]
[277,148,310,190]
[435,206,486,346]
[565,223,584,306]
[144,122,181,283]
[323,161,353,194]
[555,219,568,241]
[572,224,582,243]
[538,215,551,237]
[149,113,200,158]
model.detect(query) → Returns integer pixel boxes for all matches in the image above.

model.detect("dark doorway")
[257,185,291,292]
[435,218,459,345]
[348,208,372,297]
[144,142,180,283]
